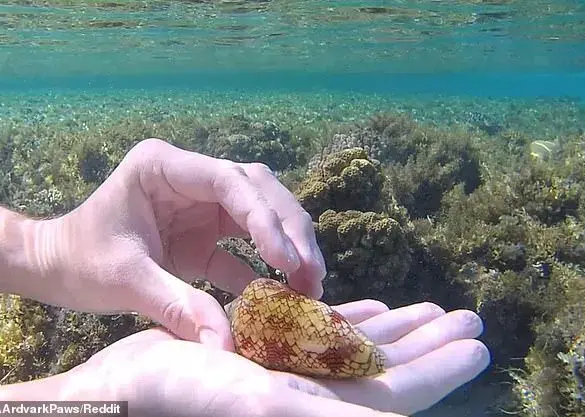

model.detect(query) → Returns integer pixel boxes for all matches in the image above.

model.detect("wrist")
[0,207,65,303]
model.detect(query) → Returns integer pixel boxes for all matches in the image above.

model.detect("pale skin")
[0,139,491,416]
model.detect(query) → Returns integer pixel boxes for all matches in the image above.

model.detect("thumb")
[131,258,234,351]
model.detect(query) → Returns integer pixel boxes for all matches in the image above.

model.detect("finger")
[355,302,446,346]
[331,299,390,325]
[142,142,303,277]
[217,206,252,238]
[380,309,484,367]
[293,339,490,415]
[379,339,491,414]
[168,201,250,239]
[242,162,327,299]
[203,246,260,295]
[166,228,259,294]
[270,386,408,417]
[127,257,235,351]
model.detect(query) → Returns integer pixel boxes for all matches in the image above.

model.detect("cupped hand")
[61,299,490,417]
[35,139,326,348]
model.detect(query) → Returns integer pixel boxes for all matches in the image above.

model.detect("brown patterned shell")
[226,278,385,379]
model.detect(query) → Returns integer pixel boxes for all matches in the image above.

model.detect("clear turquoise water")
[1,2,585,416]
[1,0,584,97]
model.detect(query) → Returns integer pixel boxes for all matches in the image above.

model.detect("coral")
[315,209,412,304]
[295,147,385,221]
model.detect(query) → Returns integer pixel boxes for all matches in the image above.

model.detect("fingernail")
[199,328,221,348]
[283,238,301,270]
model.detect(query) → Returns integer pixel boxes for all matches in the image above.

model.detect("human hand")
[52,299,489,417]
[27,139,326,348]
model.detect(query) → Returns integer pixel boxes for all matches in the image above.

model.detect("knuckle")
[123,138,168,172]
[297,210,314,227]
[221,160,248,177]
[248,162,275,176]
[212,161,248,196]
[159,299,186,332]
[263,206,280,223]
[362,299,390,315]
[420,301,446,317]
[132,138,168,157]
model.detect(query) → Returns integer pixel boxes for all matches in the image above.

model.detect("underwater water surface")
[0,0,584,96]
[1,2,585,417]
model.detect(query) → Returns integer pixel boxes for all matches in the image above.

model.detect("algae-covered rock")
[315,209,412,304]
[0,295,153,383]
[385,135,482,218]
[204,116,308,171]
[48,310,153,374]
[308,112,420,168]
[310,112,482,219]
[557,335,585,417]
[504,261,585,417]
[191,237,274,305]
[295,147,385,221]
[423,137,585,416]
[0,295,51,383]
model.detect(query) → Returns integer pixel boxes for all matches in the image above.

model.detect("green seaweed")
[311,112,483,218]
[0,295,51,383]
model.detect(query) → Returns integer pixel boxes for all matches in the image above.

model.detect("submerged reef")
[200,116,311,172]
[295,147,421,305]
[300,114,585,416]
[310,113,483,218]
[0,102,585,417]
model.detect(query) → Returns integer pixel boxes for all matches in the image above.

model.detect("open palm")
[69,299,489,417]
